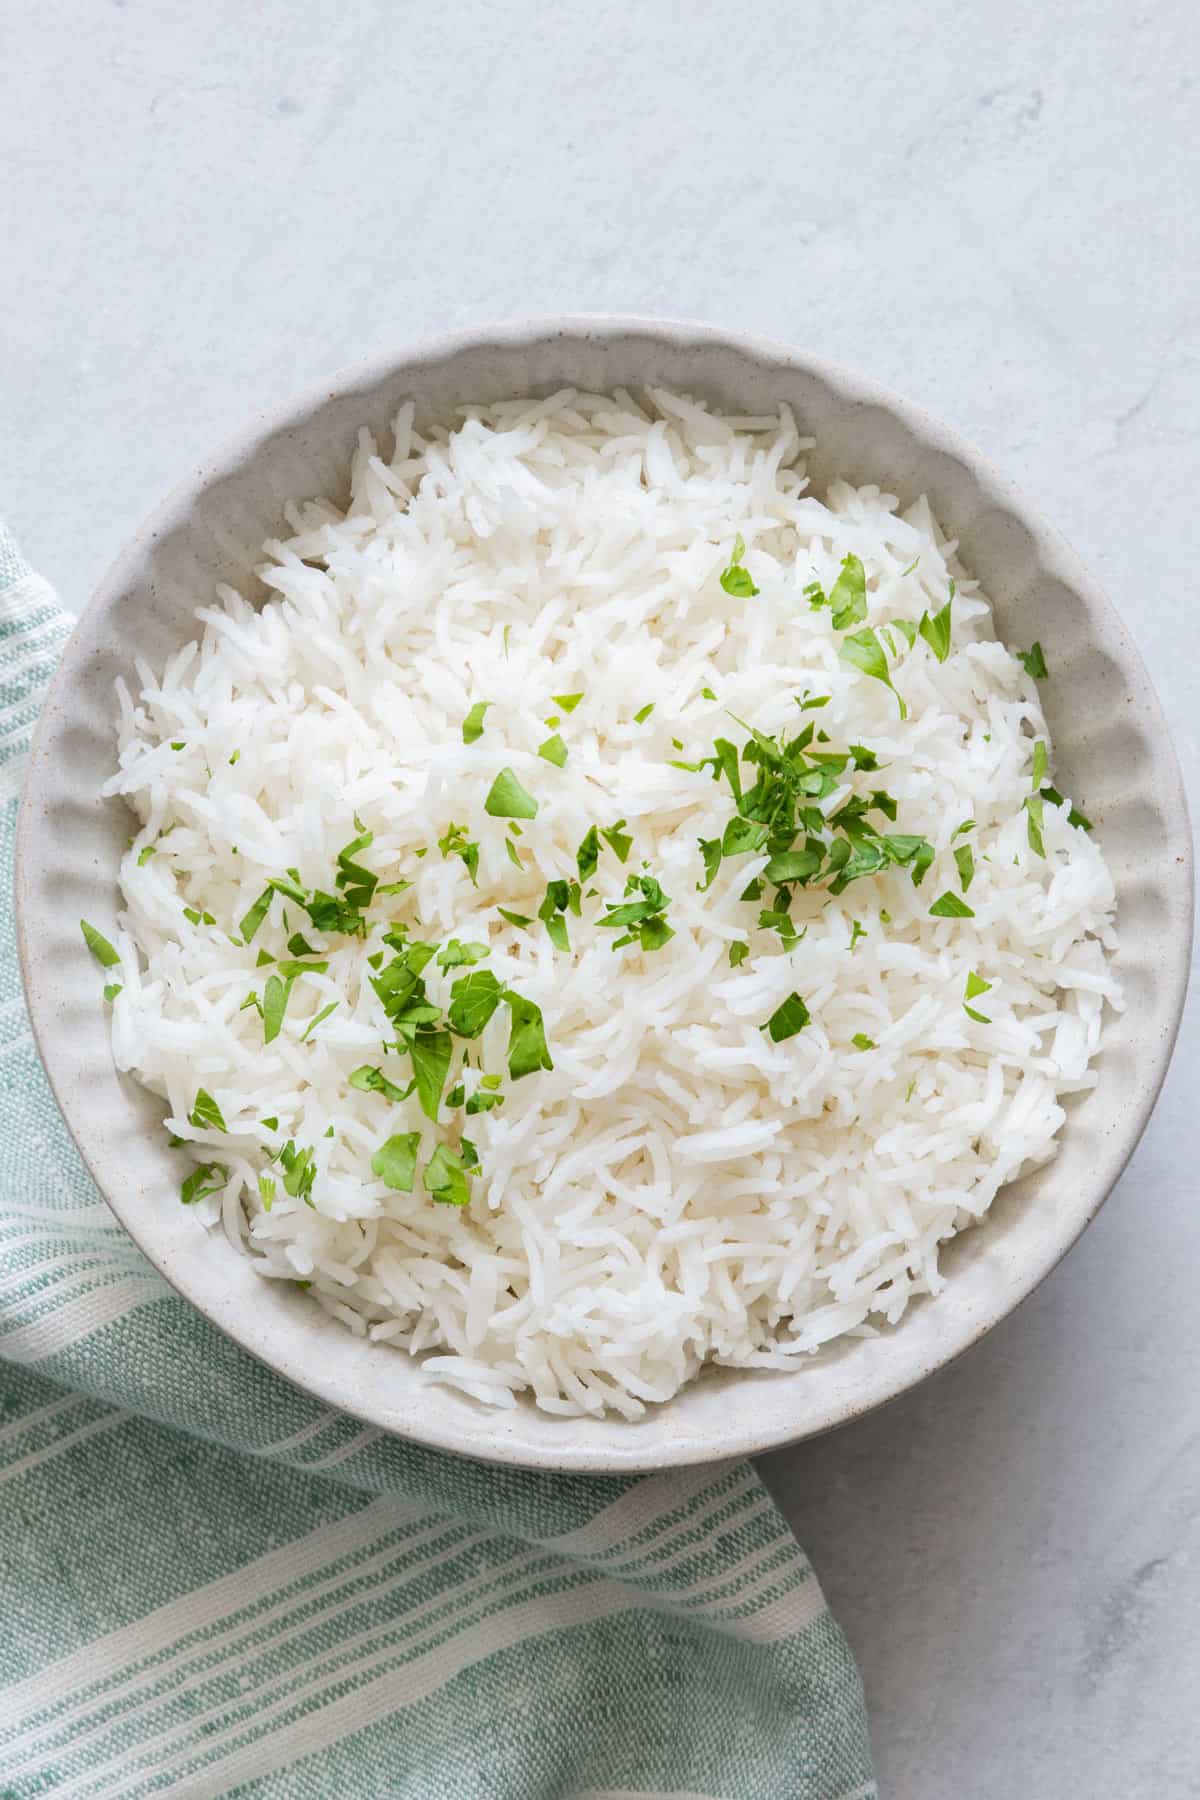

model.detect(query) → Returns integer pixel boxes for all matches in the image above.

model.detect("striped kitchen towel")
[0,526,875,1800]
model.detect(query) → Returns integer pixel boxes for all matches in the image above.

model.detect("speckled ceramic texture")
[14,318,1193,1473]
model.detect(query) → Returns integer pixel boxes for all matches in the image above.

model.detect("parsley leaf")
[576,825,600,883]
[423,1141,471,1206]
[349,1064,415,1104]
[80,919,120,968]
[462,701,492,744]
[765,993,811,1041]
[954,843,975,892]
[728,942,749,967]
[301,1001,339,1041]
[438,822,480,886]
[436,939,489,970]
[851,1032,876,1050]
[410,1030,453,1121]
[371,1132,421,1192]
[505,992,553,1079]
[633,702,655,724]
[719,533,760,598]
[600,820,633,863]
[257,1174,275,1209]
[1025,792,1046,858]
[537,734,568,767]
[1018,642,1049,680]
[189,1088,227,1133]
[279,1140,317,1203]
[497,910,532,934]
[829,553,867,629]
[103,982,122,1002]
[136,845,156,866]
[553,692,584,715]
[485,767,538,819]
[447,969,506,1038]
[964,969,993,1023]
[918,585,954,663]
[262,974,294,1043]
[929,891,975,918]
[180,1161,227,1205]
[839,628,907,717]
[1031,739,1048,789]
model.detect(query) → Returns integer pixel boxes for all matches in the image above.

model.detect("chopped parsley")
[103,982,122,1002]
[465,1083,505,1115]
[964,970,993,1022]
[301,1001,339,1041]
[505,992,553,1079]
[371,1131,421,1192]
[537,734,568,767]
[504,836,525,869]
[262,973,294,1043]
[257,1174,275,1209]
[438,822,480,885]
[188,1088,227,1133]
[633,702,655,724]
[764,992,811,1042]
[839,627,907,717]
[701,685,718,701]
[1031,739,1048,789]
[954,819,975,837]
[728,941,749,967]
[409,1030,453,1121]
[349,1064,415,1103]
[136,845,156,866]
[80,920,120,968]
[954,843,975,892]
[553,692,584,713]
[279,1140,317,1204]
[437,939,488,969]
[576,825,600,883]
[484,767,538,819]
[447,969,506,1038]
[180,1161,227,1205]
[239,888,274,943]
[334,828,379,909]
[1018,642,1049,680]
[929,891,975,919]
[918,584,954,662]
[597,874,674,952]
[829,553,867,629]
[538,880,574,952]
[600,820,633,863]
[423,1141,471,1206]
[462,700,492,744]
[851,1032,876,1050]
[1025,792,1046,857]
[848,919,868,951]
[719,533,759,598]
[497,908,533,929]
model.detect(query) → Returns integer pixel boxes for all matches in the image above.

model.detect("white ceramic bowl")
[15,317,1192,1472]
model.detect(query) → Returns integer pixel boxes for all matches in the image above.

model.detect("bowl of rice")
[15,317,1192,1471]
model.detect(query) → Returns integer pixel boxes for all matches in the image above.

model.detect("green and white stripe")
[0,531,874,1799]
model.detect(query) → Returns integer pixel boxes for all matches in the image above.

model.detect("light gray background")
[4,2,1197,1794]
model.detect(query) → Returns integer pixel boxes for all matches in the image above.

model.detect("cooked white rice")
[99,388,1120,1418]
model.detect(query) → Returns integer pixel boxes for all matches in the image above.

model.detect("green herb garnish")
[257,1174,275,1209]
[719,533,759,598]
[423,1141,471,1206]
[301,1001,339,1041]
[80,920,120,968]
[600,820,633,863]
[918,585,954,663]
[103,982,122,1002]
[851,1033,876,1050]
[576,825,600,884]
[964,970,993,1023]
[371,1132,421,1192]
[954,843,975,892]
[349,1065,415,1104]
[136,845,156,866]
[829,553,867,629]
[505,991,553,1079]
[438,822,480,885]
[484,767,538,819]
[1031,739,1048,789]
[262,973,294,1043]
[462,701,492,744]
[839,627,907,717]
[180,1161,227,1205]
[239,888,274,943]
[189,1088,227,1133]
[1025,792,1046,858]
[553,692,583,713]
[1018,642,1048,680]
[764,993,811,1042]
[409,1030,453,1121]
[537,734,568,768]
[633,703,655,724]
[447,969,506,1038]
[929,891,975,918]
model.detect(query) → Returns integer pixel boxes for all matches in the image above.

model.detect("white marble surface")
[4,2,1197,1793]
